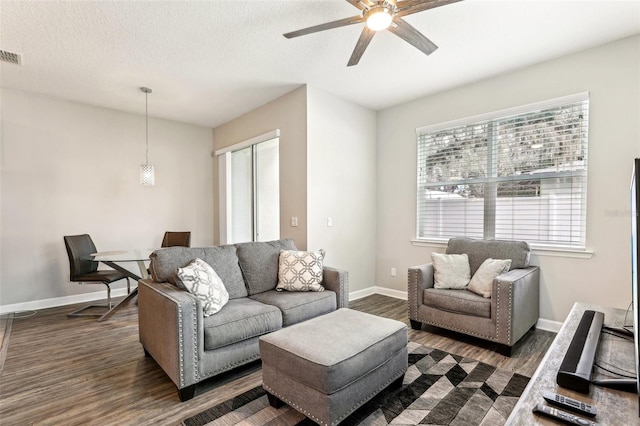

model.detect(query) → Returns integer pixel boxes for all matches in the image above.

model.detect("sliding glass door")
[221,133,280,244]
[230,147,253,243]
[254,138,280,242]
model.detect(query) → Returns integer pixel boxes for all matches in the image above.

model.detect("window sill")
[410,239,448,249]
[410,240,594,259]
[530,246,594,259]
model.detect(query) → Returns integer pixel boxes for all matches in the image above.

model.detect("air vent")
[0,50,22,65]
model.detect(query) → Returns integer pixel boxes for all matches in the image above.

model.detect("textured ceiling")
[1,0,639,128]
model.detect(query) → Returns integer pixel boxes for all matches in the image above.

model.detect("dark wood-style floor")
[0,294,555,425]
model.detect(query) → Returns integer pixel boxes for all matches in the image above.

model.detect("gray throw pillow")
[432,252,471,289]
[467,258,512,298]
[177,258,229,316]
[276,249,325,292]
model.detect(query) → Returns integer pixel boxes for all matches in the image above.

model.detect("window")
[416,93,589,249]
[217,130,280,244]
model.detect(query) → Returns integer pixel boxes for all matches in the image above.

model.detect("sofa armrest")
[322,266,349,309]
[493,266,540,345]
[138,279,202,390]
[408,263,435,321]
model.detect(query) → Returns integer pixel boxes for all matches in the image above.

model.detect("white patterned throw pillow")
[177,258,229,317]
[276,249,325,292]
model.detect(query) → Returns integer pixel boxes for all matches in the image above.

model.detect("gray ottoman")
[259,308,408,426]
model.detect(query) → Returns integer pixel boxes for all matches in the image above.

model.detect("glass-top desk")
[88,249,154,321]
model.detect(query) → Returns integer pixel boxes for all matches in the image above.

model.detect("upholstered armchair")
[408,237,540,356]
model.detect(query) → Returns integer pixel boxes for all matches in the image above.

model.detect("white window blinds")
[416,93,589,248]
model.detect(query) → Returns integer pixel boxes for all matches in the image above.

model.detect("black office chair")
[161,231,191,248]
[64,234,130,318]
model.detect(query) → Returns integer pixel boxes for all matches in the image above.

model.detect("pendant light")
[140,86,155,186]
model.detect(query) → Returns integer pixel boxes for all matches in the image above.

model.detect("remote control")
[543,390,597,417]
[533,403,596,425]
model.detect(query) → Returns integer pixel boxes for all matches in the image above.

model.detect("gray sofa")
[408,237,539,356]
[138,239,349,401]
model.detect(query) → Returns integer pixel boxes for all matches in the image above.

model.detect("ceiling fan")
[283,0,462,66]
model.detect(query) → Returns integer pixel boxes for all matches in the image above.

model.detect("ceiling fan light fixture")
[365,6,393,31]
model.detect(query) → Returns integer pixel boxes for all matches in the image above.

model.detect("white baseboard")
[349,286,408,301]
[536,317,563,333]
[1,285,564,334]
[9,284,365,316]
[351,286,562,333]
[0,287,133,315]
[348,287,377,301]
[373,287,408,300]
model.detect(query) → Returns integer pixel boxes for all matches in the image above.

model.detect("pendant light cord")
[145,90,149,165]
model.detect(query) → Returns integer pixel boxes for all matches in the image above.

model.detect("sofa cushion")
[467,258,512,298]
[446,237,530,275]
[149,246,248,299]
[235,239,297,295]
[432,252,471,289]
[423,288,491,318]
[202,298,282,351]
[276,249,326,292]
[177,258,229,317]
[249,290,336,327]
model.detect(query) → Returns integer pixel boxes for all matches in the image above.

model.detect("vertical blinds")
[416,94,589,248]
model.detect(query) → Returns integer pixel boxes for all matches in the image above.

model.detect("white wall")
[376,35,640,323]
[307,87,377,293]
[212,86,378,293]
[4,36,638,320]
[0,88,214,309]
[212,87,308,249]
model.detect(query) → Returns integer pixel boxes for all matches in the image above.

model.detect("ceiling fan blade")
[347,27,376,66]
[387,17,438,56]
[284,15,364,38]
[396,0,463,17]
[345,0,369,10]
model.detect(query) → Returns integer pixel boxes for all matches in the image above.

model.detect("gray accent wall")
[212,86,377,293]
[212,86,308,250]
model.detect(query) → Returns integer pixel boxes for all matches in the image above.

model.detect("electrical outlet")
[391,267,397,277]
[291,216,298,227]
[327,217,333,227]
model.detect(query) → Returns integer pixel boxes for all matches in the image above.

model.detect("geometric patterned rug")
[182,341,530,426]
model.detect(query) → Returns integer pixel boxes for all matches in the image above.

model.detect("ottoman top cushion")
[259,308,407,394]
